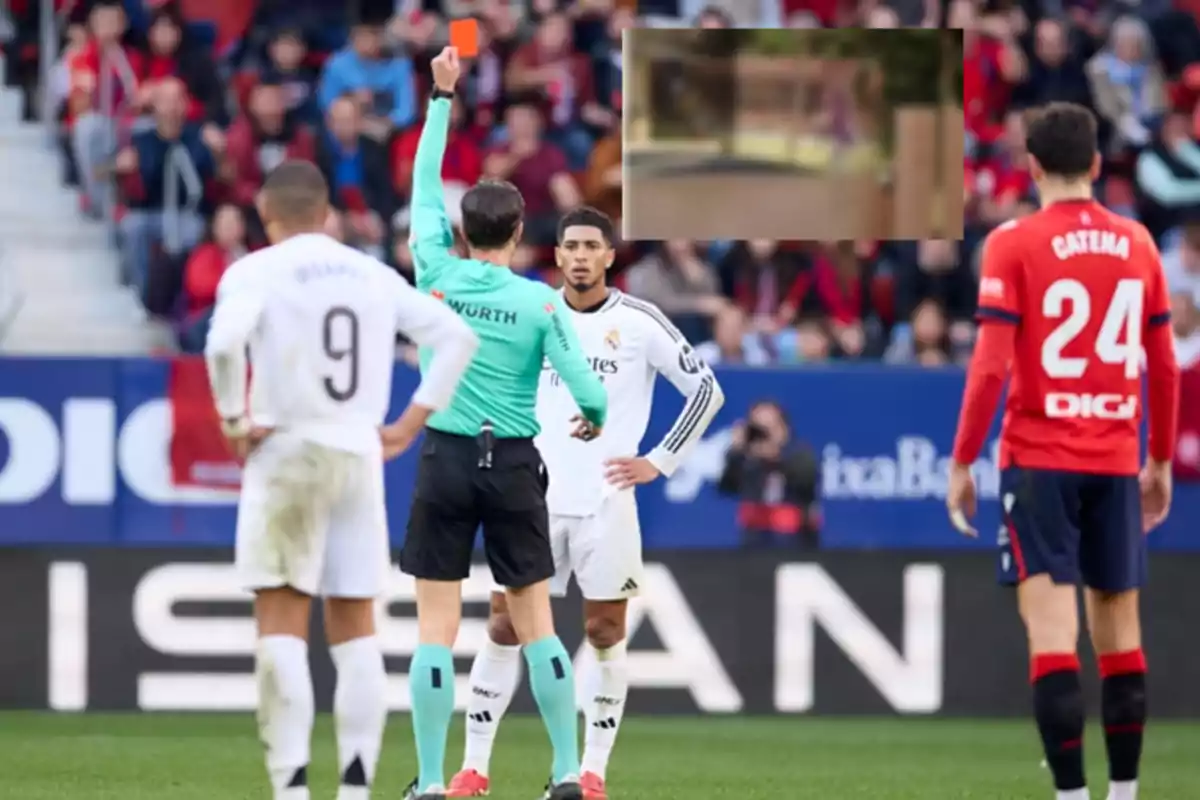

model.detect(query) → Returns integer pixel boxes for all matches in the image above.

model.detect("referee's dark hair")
[557,206,615,246]
[259,160,330,229]
[461,179,526,250]
[1024,102,1098,180]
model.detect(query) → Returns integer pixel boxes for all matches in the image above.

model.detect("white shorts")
[235,434,389,598]
[493,491,643,600]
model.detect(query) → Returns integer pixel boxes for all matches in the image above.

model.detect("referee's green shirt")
[409,97,607,439]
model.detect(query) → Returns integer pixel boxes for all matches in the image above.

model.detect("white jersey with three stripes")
[528,289,724,600]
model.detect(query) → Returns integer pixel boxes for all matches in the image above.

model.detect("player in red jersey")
[948,103,1180,800]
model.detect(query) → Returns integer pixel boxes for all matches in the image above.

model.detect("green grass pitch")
[1,713,1197,799]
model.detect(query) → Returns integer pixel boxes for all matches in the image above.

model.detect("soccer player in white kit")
[204,161,479,800]
[448,207,725,799]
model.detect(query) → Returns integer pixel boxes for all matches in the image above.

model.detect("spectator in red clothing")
[954,0,1025,150]
[967,110,1033,226]
[504,12,608,169]
[799,243,871,360]
[392,97,482,206]
[71,0,144,218]
[141,9,224,125]
[482,99,581,245]
[225,80,318,216]
[316,95,394,257]
[178,204,247,353]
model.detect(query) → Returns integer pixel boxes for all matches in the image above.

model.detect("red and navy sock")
[1099,649,1147,783]
[1031,652,1087,792]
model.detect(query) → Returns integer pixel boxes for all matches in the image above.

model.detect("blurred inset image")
[623,28,963,240]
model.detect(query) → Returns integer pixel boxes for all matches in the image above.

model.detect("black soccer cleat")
[539,775,582,800]
[403,777,447,799]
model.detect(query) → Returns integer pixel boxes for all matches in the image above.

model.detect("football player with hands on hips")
[205,160,477,800]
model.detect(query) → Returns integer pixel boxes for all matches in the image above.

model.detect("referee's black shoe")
[403,777,446,799]
[540,775,583,800]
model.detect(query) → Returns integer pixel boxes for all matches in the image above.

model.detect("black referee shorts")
[401,429,554,588]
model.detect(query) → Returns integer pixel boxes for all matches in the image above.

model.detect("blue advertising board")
[0,358,1195,550]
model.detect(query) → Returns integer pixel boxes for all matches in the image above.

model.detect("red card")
[449,18,479,58]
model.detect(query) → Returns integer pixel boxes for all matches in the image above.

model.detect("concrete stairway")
[0,57,173,354]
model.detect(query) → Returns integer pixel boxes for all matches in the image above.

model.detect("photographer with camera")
[717,400,821,549]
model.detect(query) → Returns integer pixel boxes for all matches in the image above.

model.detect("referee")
[399,48,607,800]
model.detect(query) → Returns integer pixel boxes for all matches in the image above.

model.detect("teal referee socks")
[410,644,455,791]
[524,636,581,782]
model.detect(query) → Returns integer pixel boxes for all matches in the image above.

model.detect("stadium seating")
[0,51,170,353]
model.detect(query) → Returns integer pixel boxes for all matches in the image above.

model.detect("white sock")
[1057,789,1090,800]
[461,636,522,776]
[1107,779,1138,800]
[256,635,314,800]
[332,636,388,800]
[581,640,629,780]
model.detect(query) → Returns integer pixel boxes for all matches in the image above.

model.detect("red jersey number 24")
[1041,278,1144,380]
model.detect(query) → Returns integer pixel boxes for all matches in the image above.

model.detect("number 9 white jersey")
[206,232,475,456]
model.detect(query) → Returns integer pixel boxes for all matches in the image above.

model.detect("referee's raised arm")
[410,58,457,289]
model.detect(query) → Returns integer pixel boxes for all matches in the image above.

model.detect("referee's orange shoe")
[446,769,489,797]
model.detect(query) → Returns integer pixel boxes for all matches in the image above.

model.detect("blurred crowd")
[960,0,1200,370]
[2,0,1200,365]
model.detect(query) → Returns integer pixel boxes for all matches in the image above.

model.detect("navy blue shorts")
[997,466,1146,592]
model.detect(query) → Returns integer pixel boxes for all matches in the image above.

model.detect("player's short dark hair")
[557,206,615,246]
[261,160,329,225]
[461,180,525,249]
[1024,102,1098,179]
